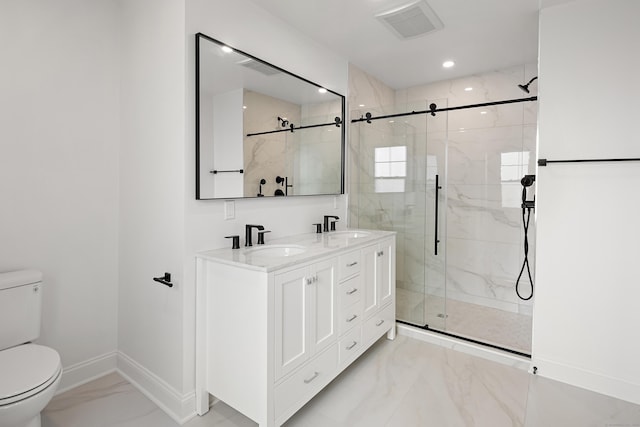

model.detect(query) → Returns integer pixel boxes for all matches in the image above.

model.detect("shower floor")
[396,288,532,355]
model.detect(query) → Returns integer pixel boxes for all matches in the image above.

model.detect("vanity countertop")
[197,229,395,272]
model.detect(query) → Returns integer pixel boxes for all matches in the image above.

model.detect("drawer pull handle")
[346,341,358,350]
[346,261,358,267]
[376,319,385,326]
[346,288,358,295]
[377,251,384,257]
[346,314,358,322]
[303,371,319,384]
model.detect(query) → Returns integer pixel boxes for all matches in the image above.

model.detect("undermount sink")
[245,244,307,257]
[328,230,371,239]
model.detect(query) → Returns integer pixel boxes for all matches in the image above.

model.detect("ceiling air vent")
[236,58,280,76]
[376,0,444,39]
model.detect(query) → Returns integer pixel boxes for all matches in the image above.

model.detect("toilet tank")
[0,270,43,351]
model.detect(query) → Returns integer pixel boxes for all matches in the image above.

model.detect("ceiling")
[247,0,569,90]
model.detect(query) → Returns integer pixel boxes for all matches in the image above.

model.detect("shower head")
[277,116,289,127]
[518,76,538,94]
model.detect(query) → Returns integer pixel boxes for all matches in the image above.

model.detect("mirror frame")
[195,32,346,200]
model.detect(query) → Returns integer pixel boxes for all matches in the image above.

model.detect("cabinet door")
[378,238,394,308]
[309,258,337,355]
[362,244,379,318]
[275,266,310,379]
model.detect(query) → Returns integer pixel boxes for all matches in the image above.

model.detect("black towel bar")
[211,169,244,174]
[538,158,640,166]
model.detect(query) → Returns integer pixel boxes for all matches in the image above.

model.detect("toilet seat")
[0,344,61,406]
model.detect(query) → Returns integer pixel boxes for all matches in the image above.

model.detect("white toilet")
[0,270,62,427]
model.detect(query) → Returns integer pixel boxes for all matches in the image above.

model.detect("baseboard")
[56,351,118,394]
[116,351,196,424]
[532,356,640,406]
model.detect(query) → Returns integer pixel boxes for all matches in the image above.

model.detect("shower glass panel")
[350,100,447,331]
[442,102,535,354]
[351,99,535,355]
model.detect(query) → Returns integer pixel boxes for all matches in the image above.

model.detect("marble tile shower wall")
[401,64,537,314]
[297,99,343,195]
[243,92,341,196]
[347,64,396,227]
[243,90,300,197]
[349,63,538,317]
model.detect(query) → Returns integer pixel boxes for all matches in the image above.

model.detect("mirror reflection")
[196,33,345,199]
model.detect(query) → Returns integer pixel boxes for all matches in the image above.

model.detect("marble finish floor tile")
[396,288,532,354]
[43,336,640,427]
[42,373,254,427]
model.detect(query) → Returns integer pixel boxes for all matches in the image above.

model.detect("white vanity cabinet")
[195,231,395,427]
[274,258,337,380]
[362,238,394,319]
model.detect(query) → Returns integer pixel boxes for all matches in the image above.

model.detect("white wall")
[534,0,640,405]
[212,89,244,198]
[117,0,187,414]
[0,0,120,388]
[183,0,349,396]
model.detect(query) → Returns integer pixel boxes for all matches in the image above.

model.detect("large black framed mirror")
[195,33,345,200]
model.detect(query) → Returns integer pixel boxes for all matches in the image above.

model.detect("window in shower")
[501,151,531,208]
[374,146,407,193]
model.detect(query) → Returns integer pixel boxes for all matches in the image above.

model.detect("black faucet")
[245,224,264,247]
[323,215,339,232]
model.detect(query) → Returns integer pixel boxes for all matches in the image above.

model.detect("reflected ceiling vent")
[376,0,444,39]
[236,58,280,76]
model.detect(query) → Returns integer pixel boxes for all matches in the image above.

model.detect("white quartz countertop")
[197,229,395,272]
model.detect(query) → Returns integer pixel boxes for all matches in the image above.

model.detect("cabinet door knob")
[346,314,358,322]
[375,319,385,326]
[346,341,358,350]
[303,371,319,384]
[377,251,384,257]
[306,278,313,285]
[346,288,358,295]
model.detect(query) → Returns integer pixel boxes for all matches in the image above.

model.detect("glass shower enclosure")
[349,98,536,355]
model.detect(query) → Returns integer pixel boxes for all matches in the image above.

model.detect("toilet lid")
[0,344,61,403]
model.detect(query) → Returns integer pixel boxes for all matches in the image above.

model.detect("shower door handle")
[435,175,442,256]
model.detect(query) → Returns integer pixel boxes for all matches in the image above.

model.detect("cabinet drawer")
[338,250,361,281]
[363,303,395,345]
[338,275,361,308]
[274,344,338,419]
[339,326,362,366]
[338,300,362,336]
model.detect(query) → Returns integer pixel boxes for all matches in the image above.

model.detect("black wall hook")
[429,103,437,116]
[365,112,372,123]
[153,272,173,287]
[334,116,342,127]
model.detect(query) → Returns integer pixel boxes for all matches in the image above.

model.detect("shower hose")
[516,194,534,300]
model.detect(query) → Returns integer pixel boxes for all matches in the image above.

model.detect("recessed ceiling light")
[359,104,365,107]
[464,87,473,91]
[242,105,247,109]
[442,60,455,68]
[480,111,487,115]
[221,46,233,53]
[318,88,327,94]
